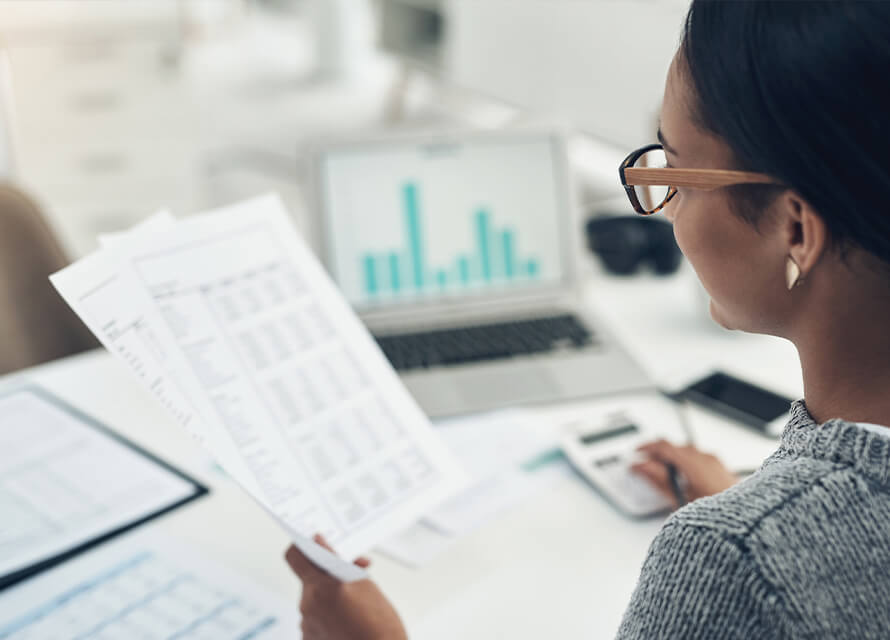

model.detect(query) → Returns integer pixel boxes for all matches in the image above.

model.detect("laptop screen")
[319,133,569,309]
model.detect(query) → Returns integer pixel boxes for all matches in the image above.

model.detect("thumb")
[284,544,327,583]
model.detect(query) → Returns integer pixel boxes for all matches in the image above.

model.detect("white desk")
[3,265,801,639]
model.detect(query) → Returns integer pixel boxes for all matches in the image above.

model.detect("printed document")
[50,195,466,581]
[0,530,299,639]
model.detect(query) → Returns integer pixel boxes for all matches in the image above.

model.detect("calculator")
[559,408,673,517]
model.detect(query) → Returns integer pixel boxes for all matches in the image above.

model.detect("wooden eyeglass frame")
[619,143,781,215]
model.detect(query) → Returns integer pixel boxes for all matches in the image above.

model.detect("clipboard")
[0,385,207,590]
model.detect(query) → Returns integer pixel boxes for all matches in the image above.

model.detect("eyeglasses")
[618,143,782,215]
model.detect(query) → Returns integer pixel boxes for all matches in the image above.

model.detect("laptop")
[313,128,651,417]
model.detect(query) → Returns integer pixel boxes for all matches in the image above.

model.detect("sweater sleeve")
[616,522,784,639]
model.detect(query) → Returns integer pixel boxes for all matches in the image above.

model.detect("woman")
[284,1,890,637]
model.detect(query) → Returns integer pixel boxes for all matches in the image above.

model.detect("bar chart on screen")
[321,135,565,306]
[360,182,541,298]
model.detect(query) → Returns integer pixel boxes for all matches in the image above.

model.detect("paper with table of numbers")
[0,531,299,640]
[50,194,466,582]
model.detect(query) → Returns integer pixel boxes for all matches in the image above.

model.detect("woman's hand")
[284,534,408,640]
[631,440,739,506]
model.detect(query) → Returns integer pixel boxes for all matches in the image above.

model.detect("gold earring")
[785,256,802,290]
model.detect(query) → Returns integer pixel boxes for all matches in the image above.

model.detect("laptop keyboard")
[375,314,596,371]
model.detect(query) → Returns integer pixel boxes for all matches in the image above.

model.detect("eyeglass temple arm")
[624,167,777,190]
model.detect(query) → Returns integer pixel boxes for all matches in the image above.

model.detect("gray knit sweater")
[616,401,890,639]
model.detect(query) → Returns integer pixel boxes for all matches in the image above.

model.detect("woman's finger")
[631,460,679,506]
[631,459,670,488]
[313,533,372,568]
[637,439,690,467]
[313,533,335,552]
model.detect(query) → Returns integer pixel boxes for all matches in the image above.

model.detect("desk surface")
[4,266,801,639]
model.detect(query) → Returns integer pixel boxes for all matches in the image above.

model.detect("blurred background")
[0,0,687,257]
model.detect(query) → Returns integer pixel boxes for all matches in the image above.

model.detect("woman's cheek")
[670,209,718,297]
[668,206,692,260]
[670,193,722,271]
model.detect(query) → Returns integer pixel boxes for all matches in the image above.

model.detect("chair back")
[0,184,98,374]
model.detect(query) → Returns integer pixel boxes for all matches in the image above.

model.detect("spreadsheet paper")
[0,532,298,640]
[50,195,466,582]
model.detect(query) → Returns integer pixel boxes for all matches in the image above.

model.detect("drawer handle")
[70,91,121,113]
[61,41,118,64]
[78,153,128,174]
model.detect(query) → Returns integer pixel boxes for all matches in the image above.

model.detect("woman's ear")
[780,191,829,276]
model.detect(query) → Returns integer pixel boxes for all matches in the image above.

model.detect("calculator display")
[579,422,638,446]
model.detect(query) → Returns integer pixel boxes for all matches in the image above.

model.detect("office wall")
[446,0,688,148]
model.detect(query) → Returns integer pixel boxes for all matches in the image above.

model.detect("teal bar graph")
[360,182,541,298]
[388,253,401,292]
[458,256,470,285]
[363,255,378,295]
[404,184,425,289]
[475,210,492,282]
[501,229,515,278]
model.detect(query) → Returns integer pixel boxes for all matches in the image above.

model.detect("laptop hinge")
[359,286,580,333]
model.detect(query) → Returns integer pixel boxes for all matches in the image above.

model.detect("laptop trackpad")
[456,367,560,406]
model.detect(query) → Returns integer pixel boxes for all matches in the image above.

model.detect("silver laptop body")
[313,127,652,417]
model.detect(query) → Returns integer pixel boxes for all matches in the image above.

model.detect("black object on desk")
[585,215,682,276]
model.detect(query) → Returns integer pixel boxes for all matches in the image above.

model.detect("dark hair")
[681,0,890,264]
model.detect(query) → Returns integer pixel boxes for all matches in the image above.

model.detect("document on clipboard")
[50,194,467,582]
[0,386,206,589]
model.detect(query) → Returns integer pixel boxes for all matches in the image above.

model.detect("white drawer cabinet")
[6,40,180,94]
[3,38,202,256]
[16,136,196,191]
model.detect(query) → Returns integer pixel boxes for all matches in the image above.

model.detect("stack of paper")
[50,194,467,581]
[377,409,571,568]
